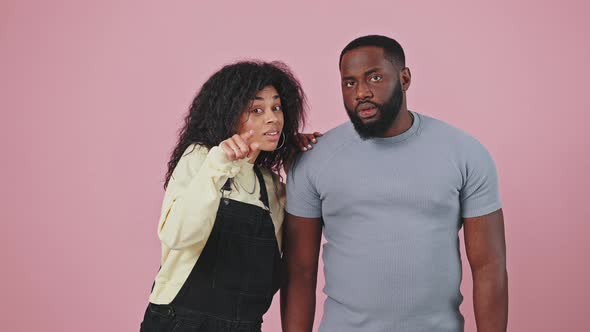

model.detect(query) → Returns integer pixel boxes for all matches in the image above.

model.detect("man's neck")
[380,108,413,138]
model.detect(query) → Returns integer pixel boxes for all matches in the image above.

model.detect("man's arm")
[281,213,323,332]
[464,209,508,332]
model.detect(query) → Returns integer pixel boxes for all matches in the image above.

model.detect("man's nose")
[356,81,373,101]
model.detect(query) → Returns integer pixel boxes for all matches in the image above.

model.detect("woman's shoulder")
[259,168,286,210]
[260,168,285,190]
[259,167,281,180]
[182,143,210,157]
[171,144,211,180]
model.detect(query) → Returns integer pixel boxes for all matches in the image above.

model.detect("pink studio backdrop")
[1,0,588,331]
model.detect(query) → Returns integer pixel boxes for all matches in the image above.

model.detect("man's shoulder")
[320,121,357,144]
[291,121,357,174]
[301,121,356,158]
[419,113,485,148]
[422,115,493,170]
[419,113,467,138]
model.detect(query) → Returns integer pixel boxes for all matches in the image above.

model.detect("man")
[281,35,508,332]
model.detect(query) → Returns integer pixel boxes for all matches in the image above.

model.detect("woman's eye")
[273,105,282,111]
[370,75,383,82]
[252,108,263,114]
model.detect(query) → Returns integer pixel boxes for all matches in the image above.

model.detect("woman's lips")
[263,130,280,141]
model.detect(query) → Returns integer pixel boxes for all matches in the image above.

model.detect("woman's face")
[237,85,284,152]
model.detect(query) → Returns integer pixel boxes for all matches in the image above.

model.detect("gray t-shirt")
[286,112,502,332]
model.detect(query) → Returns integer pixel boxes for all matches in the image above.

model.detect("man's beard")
[345,80,404,139]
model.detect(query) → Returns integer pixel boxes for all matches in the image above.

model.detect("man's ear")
[400,67,412,91]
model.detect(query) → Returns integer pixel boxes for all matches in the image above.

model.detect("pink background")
[2,0,589,331]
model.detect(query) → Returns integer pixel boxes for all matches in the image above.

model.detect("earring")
[277,132,286,149]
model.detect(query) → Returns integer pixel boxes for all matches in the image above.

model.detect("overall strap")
[253,166,270,210]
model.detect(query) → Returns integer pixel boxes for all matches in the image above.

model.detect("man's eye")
[344,81,355,88]
[370,75,383,82]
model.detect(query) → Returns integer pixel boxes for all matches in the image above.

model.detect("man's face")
[340,46,403,139]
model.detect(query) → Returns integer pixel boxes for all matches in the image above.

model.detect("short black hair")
[339,35,406,69]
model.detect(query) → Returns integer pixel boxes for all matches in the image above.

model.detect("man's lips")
[356,103,378,119]
[356,102,377,112]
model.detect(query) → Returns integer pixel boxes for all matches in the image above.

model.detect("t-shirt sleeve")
[460,140,503,218]
[285,156,322,218]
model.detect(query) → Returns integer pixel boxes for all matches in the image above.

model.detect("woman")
[140,61,319,332]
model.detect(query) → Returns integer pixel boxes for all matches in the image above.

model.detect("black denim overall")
[141,167,282,332]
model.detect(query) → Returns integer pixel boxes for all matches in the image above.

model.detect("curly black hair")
[164,60,307,188]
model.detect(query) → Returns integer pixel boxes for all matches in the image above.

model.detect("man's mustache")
[355,101,379,112]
